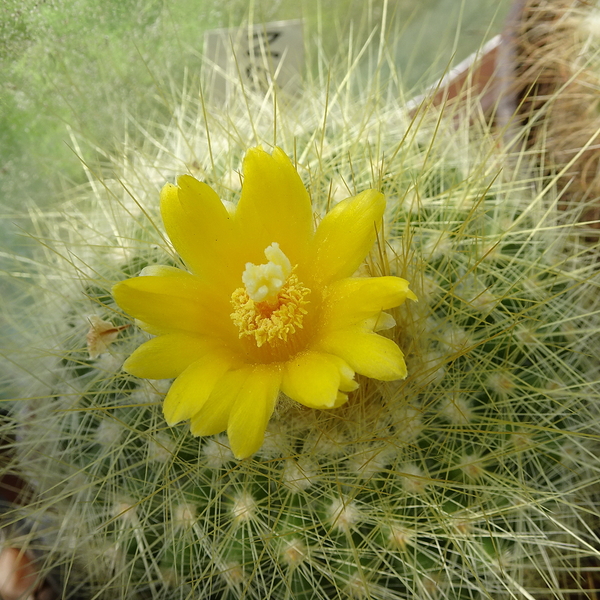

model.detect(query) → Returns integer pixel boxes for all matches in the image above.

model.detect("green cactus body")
[2,13,600,599]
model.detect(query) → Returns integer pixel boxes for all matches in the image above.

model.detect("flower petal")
[138,265,182,277]
[374,312,396,331]
[321,276,416,332]
[333,392,349,408]
[282,351,354,408]
[336,357,360,392]
[189,368,252,438]
[163,353,233,425]
[161,176,241,288]
[134,320,167,336]
[309,189,385,286]
[227,365,282,459]
[235,147,313,266]
[317,328,407,381]
[112,272,234,339]
[123,333,225,380]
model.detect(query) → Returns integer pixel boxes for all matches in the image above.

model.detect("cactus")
[2,9,600,600]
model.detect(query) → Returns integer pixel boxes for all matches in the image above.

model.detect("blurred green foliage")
[0,0,510,220]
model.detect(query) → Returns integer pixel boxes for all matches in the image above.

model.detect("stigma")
[242,243,292,302]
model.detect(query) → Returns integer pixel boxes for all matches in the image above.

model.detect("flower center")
[231,243,310,348]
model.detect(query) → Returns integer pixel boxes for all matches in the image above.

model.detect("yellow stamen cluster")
[231,274,310,347]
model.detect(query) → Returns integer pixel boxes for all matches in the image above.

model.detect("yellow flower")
[112,147,416,459]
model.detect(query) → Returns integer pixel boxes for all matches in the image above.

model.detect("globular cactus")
[2,17,600,600]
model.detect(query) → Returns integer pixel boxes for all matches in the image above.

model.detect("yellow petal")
[112,273,234,339]
[235,147,313,267]
[227,365,282,459]
[123,333,224,380]
[282,351,353,408]
[138,265,181,277]
[309,189,385,286]
[333,392,349,408]
[317,328,407,381]
[336,356,360,392]
[163,353,233,425]
[161,176,241,288]
[135,319,167,336]
[374,312,396,331]
[321,276,416,332]
[189,368,252,437]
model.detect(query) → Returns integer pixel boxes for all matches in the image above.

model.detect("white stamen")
[242,243,292,302]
